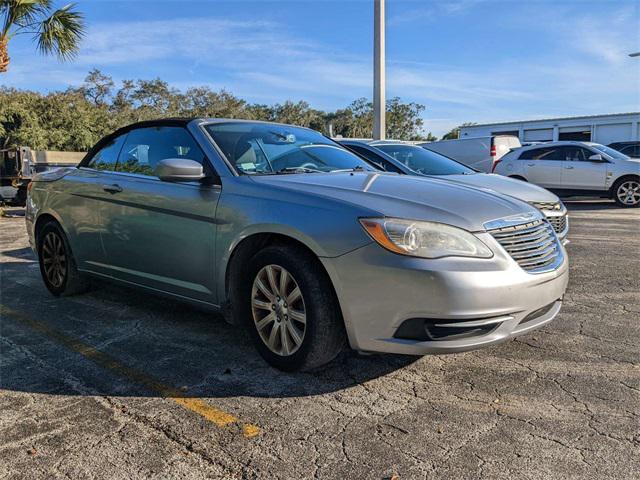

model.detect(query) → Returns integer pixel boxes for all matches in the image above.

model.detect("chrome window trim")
[76,166,221,190]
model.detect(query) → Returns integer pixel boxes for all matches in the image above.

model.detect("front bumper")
[321,234,568,356]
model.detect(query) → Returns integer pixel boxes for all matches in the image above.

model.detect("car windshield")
[374,144,475,175]
[205,122,373,175]
[592,144,630,161]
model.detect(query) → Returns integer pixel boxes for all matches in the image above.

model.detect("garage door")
[523,129,553,141]
[558,126,591,141]
[594,123,632,145]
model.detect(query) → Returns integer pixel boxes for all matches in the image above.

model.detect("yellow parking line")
[0,305,261,438]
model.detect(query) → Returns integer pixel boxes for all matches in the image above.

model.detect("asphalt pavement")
[1,201,638,479]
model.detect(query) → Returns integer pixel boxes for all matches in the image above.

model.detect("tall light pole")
[373,0,385,140]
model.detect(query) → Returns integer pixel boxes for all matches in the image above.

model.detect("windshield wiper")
[330,166,367,173]
[275,166,324,174]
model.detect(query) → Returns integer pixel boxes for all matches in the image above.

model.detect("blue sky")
[3,0,639,136]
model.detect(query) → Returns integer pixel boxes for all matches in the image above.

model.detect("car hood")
[436,173,559,204]
[251,172,541,232]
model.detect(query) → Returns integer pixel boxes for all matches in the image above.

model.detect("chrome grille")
[547,215,567,235]
[529,202,567,236]
[531,201,561,211]
[489,219,562,273]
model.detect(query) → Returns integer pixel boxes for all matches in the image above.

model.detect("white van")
[420,135,521,173]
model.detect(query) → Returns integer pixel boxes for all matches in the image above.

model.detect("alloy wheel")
[42,231,67,288]
[617,181,640,206]
[251,264,306,356]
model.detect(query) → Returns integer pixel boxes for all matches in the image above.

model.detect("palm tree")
[1,1,84,73]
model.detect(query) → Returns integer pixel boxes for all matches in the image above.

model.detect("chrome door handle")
[565,166,574,169]
[527,163,535,166]
[102,184,123,193]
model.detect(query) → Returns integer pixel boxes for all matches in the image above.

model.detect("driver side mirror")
[155,158,205,182]
[588,154,604,162]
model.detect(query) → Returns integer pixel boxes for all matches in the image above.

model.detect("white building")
[459,112,640,145]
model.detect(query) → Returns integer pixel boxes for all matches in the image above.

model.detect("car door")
[93,125,221,304]
[520,147,564,188]
[65,132,128,267]
[560,146,608,190]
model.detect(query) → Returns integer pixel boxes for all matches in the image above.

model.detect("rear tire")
[235,244,346,371]
[37,221,89,297]
[612,177,640,207]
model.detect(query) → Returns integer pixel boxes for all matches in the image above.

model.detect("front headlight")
[359,217,493,259]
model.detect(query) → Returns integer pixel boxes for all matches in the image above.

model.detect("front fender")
[213,180,376,302]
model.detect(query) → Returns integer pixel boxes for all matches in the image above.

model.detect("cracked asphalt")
[1,201,639,479]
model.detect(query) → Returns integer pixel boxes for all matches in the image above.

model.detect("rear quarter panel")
[495,152,524,178]
[28,169,105,264]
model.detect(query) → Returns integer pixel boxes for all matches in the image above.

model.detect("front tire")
[37,221,89,297]
[237,244,346,371]
[612,177,640,207]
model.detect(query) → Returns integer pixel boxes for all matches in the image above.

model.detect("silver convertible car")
[26,119,569,371]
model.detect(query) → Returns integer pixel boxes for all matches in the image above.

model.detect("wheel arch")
[223,232,344,328]
[508,175,528,182]
[610,173,640,191]
[33,211,67,251]
[610,174,640,203]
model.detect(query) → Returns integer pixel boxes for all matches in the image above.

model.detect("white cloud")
[388,0,485,26]
[568,9,637,65]
[2,5,638,137]
[77,18,304,66]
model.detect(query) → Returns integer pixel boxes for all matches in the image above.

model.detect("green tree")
[81,69,114,106]
[329,98,373,139]
[0,70,430,150]
[386,97,425,140]
[181,87,248,119]
[441,122,476,140]
[271,101,325,131]
[0,87,46,148]
[329,97,427,140]
[441,127,459,140]
[129,78,181,119]
[0,1,85,73]
[413,131,437,142]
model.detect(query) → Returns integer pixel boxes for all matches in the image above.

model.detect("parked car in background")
[339,140,568,242]
[495,141,640,207]
[608,141,640,158]
[419,135,521,173]
[0,147,84,206]
[26,118,568,371]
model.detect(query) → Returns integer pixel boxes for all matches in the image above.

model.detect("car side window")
[576,147,597,161]
[520,147,559,161]
[349,145,402,173]
[86,134,126,171]
[621,145,640,157]
[117,126,206,177]
[558,146,585,161]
